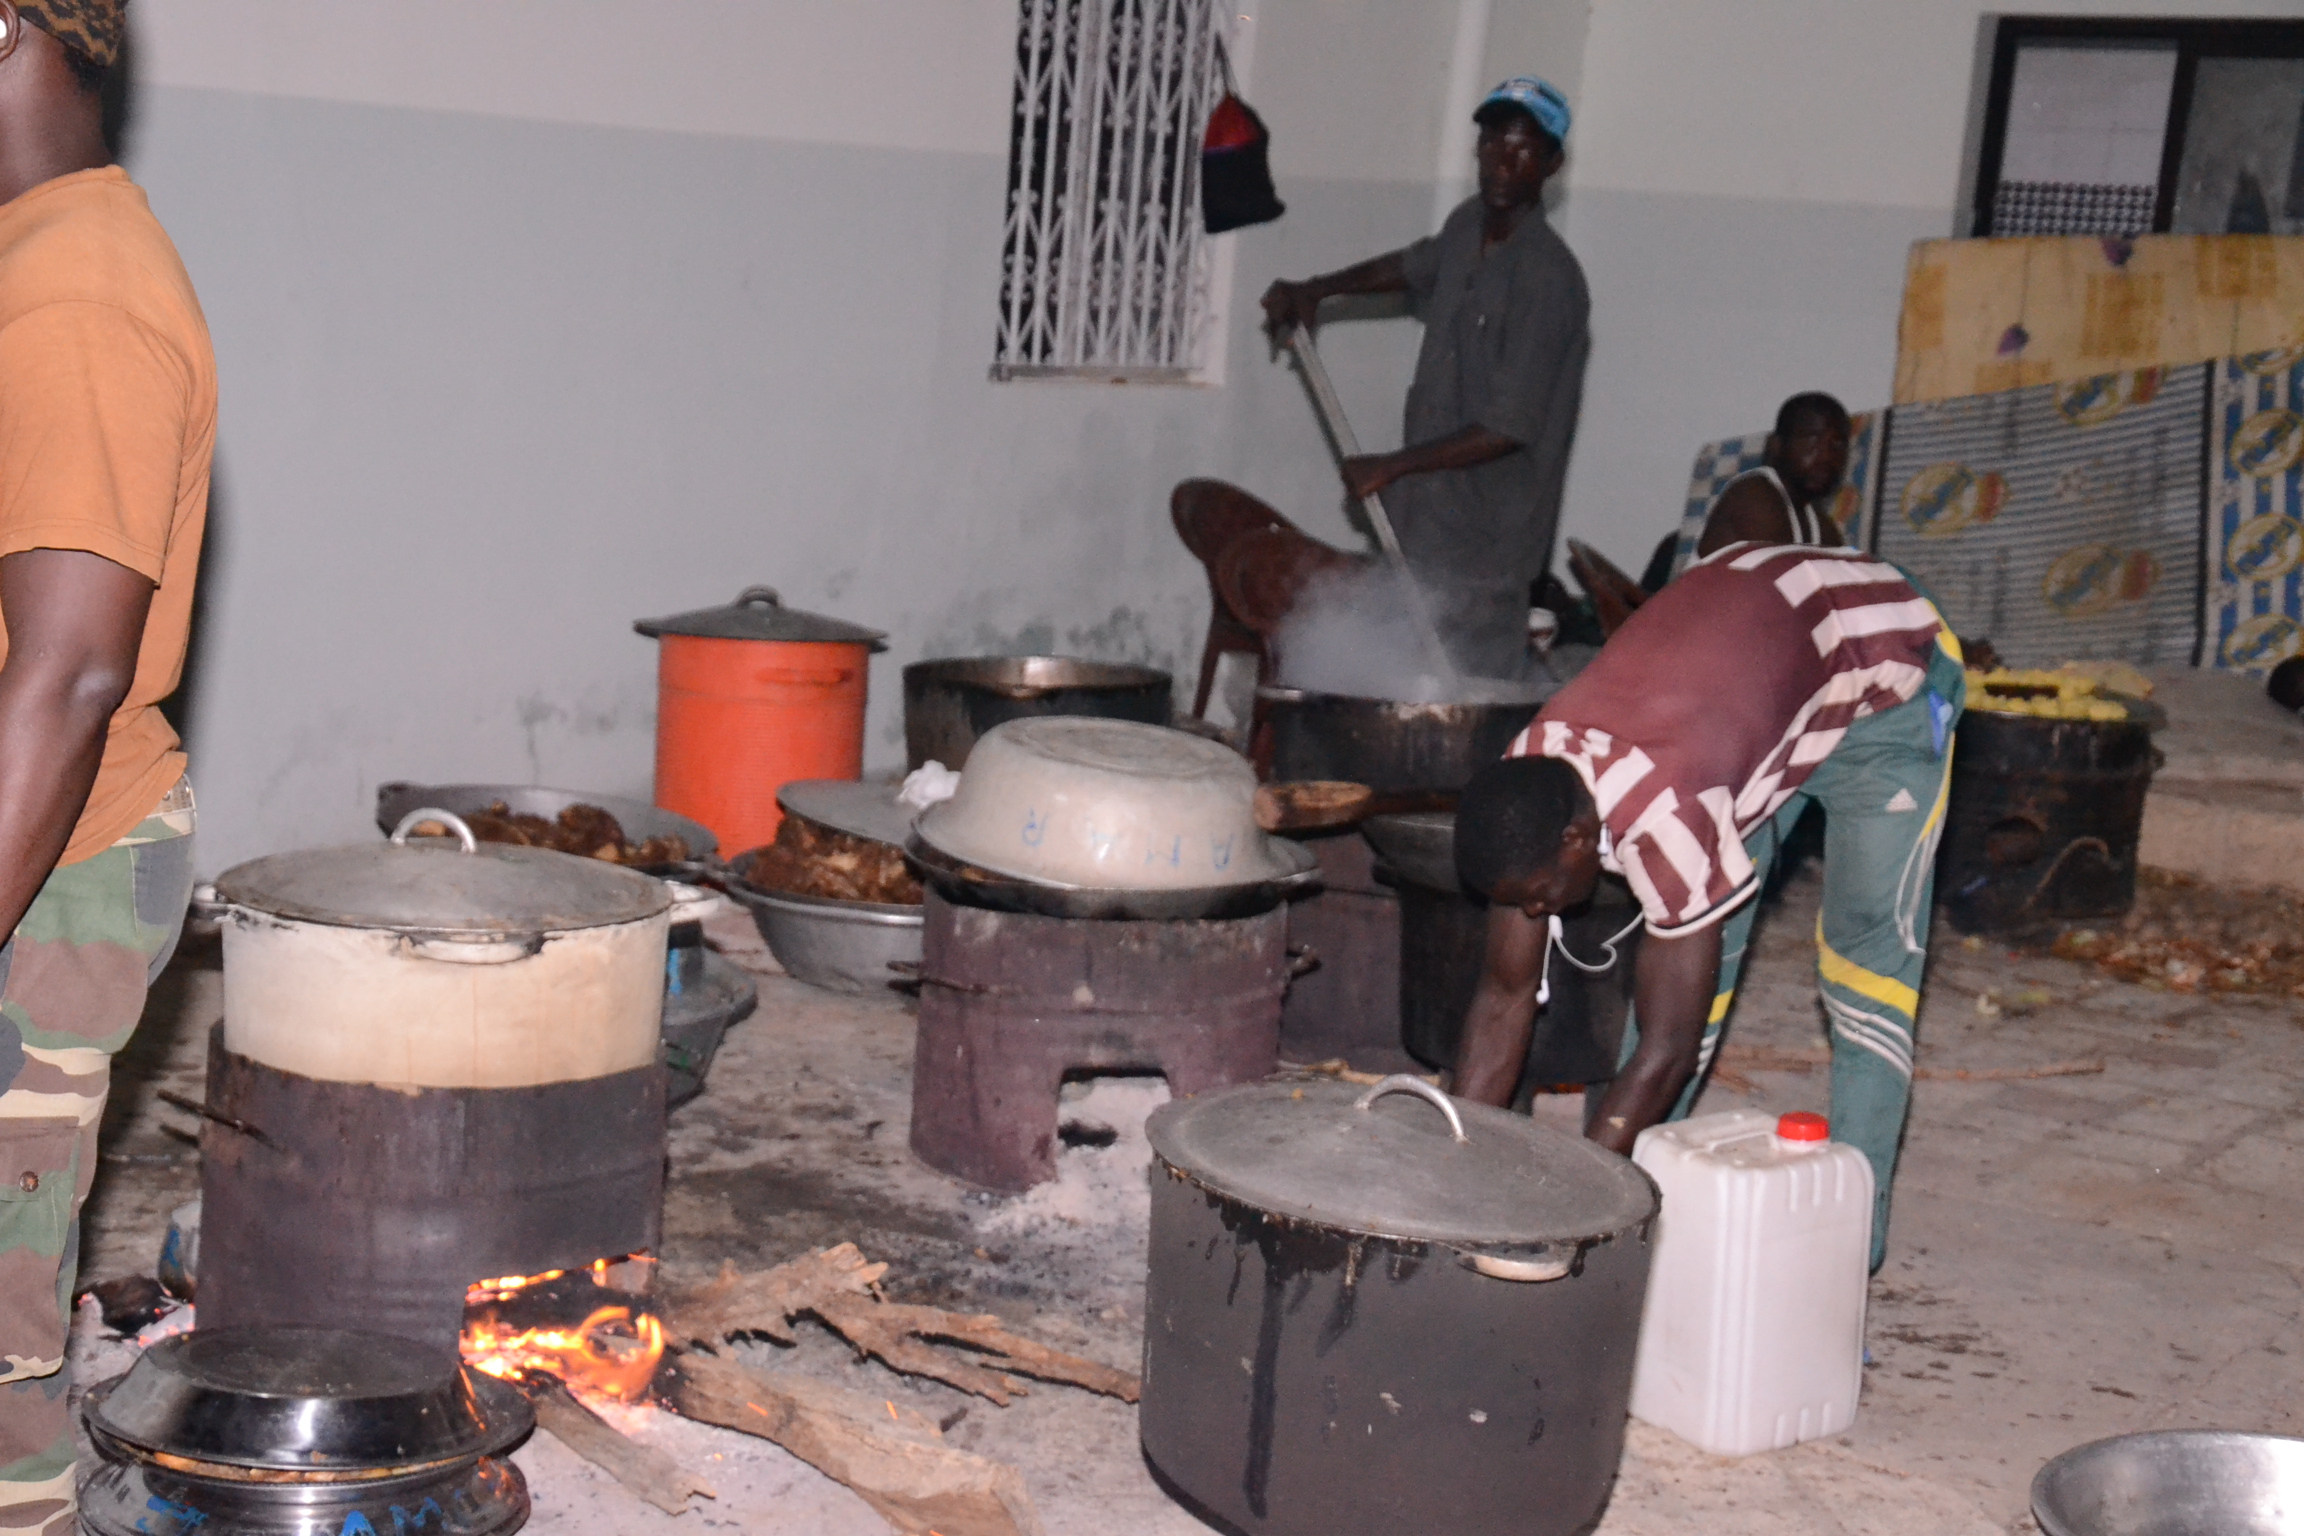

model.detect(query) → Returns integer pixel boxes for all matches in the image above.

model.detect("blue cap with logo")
[1476,76,1570,144]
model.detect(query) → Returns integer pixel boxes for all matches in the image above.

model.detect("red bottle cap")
[1776,1111,1830,1142]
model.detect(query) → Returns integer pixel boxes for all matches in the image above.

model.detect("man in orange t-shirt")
[0,4,214,1529]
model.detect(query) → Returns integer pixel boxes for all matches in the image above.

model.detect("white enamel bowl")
[915,717,1297,890]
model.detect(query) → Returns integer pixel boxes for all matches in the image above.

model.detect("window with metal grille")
[993,0,1226,383]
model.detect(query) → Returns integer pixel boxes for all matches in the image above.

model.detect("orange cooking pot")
[635,586,887,855]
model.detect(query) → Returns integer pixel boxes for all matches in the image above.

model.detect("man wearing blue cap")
[1263,77,1588,679]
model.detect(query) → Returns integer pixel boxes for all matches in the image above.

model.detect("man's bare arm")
[1260,252,1412,339]
[1585,922,1724,1154]
[1695,477,1799,557]
[1342,424,1522,502]
[1452,903,1550,1106]
[0,549,154,939]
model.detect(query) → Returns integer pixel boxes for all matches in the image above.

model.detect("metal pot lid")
[633,584,886,647]
[776,780,916,848]
[85,1326,534,1472]
[214,810,669,938]
[1148,1077,1656,1248]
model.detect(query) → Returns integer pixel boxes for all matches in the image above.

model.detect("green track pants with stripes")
[1618,638,1965,1271]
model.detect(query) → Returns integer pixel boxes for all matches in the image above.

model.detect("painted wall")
[138,0,2277,870]
[122,0,1520,872]
[1554,0,2304,574]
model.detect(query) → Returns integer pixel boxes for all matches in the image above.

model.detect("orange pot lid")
[634,585,886,649]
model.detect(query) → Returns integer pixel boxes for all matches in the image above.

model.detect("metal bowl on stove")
[84,1326,532,1473]
[906,833,1318,921]
[917,716,1299,890]
[2032,1430,2304,1536]
[1360,808,1459,892]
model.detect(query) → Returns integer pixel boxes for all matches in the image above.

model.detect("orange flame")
[460,1267,665,1402]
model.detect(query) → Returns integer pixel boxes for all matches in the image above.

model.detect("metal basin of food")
[374,781,718,873]
[2033,1431,2304,1536]
[904,655,1173,771]
[726,849,921,994]
[1257,686,1544,794]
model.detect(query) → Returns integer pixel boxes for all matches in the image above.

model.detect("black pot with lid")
[1140,1076,1657,1536]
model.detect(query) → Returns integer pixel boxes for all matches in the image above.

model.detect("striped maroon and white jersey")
[1508,542,1945,935]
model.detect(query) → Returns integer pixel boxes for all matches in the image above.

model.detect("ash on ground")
[974,1076,1168,1318]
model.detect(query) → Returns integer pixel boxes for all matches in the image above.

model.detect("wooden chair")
[1172,477,1375,738]
[1171,479,1294,718]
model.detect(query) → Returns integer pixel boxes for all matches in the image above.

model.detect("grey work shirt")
[1391,197,1590,671]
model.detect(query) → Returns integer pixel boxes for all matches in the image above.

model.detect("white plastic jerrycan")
[1627,1108,1872,1456]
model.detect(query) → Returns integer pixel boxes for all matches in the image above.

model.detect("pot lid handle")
[390,807,480,854]
[736,585,782,609]
[1351,1074,1467,1143]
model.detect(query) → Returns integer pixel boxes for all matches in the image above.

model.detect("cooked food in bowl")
[405,800,690,866]
[741,813,921,906]
[914,716,1297,890]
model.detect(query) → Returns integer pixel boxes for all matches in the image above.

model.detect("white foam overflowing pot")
[211,809,671,1088]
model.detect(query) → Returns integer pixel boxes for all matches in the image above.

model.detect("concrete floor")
[67,868,2304,1535]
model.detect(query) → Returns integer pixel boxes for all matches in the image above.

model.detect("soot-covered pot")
[1141,1076,1657,1536]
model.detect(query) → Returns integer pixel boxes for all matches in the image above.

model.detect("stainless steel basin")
[2034,1431,2304,1536]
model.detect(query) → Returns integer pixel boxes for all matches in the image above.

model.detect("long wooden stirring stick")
[1283,325,1460,683]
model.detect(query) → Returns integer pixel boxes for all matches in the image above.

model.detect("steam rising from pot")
[1272,564,1545,705]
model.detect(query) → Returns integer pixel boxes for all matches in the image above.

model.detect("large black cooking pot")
[1256,686,1542,793]
[1938,705,2157,935]
[903,656,1173,771]
[1143,1076,1656,1536]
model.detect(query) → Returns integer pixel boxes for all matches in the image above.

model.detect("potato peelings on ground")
[2052,869,2304,997]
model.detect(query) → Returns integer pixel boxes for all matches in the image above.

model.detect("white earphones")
[1535,909,1644,1006]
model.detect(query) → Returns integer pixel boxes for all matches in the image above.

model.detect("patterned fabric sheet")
[1671,412,1881,579]
[1872,365,2209,670]
[2205,347,2304,674]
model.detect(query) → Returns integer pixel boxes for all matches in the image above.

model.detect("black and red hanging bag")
[1201,37,1284,234]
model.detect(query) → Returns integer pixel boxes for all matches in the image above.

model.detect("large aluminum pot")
[904,655,1172,771]
[212,810,671,1089]
[1143,1076,1657,1536]
[1257,686,1543,793]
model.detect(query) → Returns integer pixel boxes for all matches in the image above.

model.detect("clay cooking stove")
[908,888,1293,1191]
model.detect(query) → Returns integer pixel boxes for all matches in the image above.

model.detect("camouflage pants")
[0,789,193,1536]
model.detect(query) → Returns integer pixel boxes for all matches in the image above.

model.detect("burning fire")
[461,1258,664,1402]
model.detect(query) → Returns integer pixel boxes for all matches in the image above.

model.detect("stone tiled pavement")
[71,871,2304,1535]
